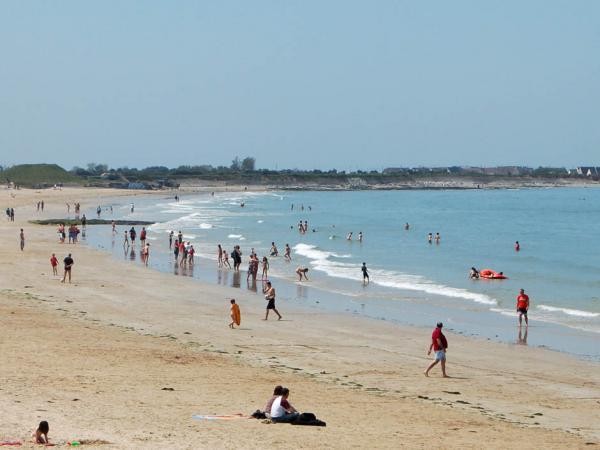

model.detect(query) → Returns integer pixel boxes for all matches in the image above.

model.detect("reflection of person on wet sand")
[517,326,528,345]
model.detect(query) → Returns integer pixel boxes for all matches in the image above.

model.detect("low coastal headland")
[1,163,599,190]
[1,186,599,448]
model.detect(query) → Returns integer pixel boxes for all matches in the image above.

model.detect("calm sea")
[83,187,600,360]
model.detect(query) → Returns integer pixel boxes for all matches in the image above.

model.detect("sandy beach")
[1,187,599,449]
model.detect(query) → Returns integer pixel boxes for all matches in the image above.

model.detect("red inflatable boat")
[479,269,507,279]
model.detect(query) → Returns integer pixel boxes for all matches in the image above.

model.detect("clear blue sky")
[1,1,598,171]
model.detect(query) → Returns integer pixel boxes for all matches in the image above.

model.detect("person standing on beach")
[140,227,147,247]
[516,289,529,326]
[515,241,520,252]
[129,227,137,247]
[428,233,433,244]
[19,229,25,251]
[61,253,74,283]
[263,281,282,320]
[361,262,369,284]
[425,322,448,377]
[169,231,174,249]
[262,256,269,280]
[50,253,59,275]
[217,244,223,267]
[123,230,129,248]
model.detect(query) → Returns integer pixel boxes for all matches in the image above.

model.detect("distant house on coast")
[576,167,599,176]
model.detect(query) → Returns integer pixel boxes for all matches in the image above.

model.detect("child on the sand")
[229,299,240,328]
[50,253,58,276]
[34,420,49,444]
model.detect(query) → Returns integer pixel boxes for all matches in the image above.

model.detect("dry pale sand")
[0,187,599,449]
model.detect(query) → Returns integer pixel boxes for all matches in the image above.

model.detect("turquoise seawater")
[84,188,600,360]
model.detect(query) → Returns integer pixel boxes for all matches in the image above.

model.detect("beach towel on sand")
[192,413,250,421]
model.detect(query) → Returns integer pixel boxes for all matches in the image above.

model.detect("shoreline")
[1,187,599,447]
[85,223,600,363]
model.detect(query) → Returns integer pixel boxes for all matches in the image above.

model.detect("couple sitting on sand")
[263,386,299,423]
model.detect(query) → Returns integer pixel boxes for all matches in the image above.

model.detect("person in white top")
[270,388,299,423]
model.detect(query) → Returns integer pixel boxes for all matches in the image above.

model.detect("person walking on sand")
[61,253,74,283]
[284,244,291,261]
[361,262,369,284]
[50,253,59,276]
[123,230,129,249]
[263,281,282,320]
[425,322,448,377]
[229,299,241,329]
[19,229,25,251]
[516,288,530,326]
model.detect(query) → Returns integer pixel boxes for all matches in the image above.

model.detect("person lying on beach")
[270,388,299,423]
[296,266,309,281]
[34,420,49,444]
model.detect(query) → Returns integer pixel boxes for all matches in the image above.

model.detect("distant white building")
[576,167,599,176]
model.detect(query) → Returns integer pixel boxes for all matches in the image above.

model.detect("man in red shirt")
[424,322,448,378]
[516,288,530,326]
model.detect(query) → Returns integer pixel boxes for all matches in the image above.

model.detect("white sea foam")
[293,243,497,306]
[228,234,244,239]
[257,220,264,223]
[199,223,213,229]
[538,305,599,318]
